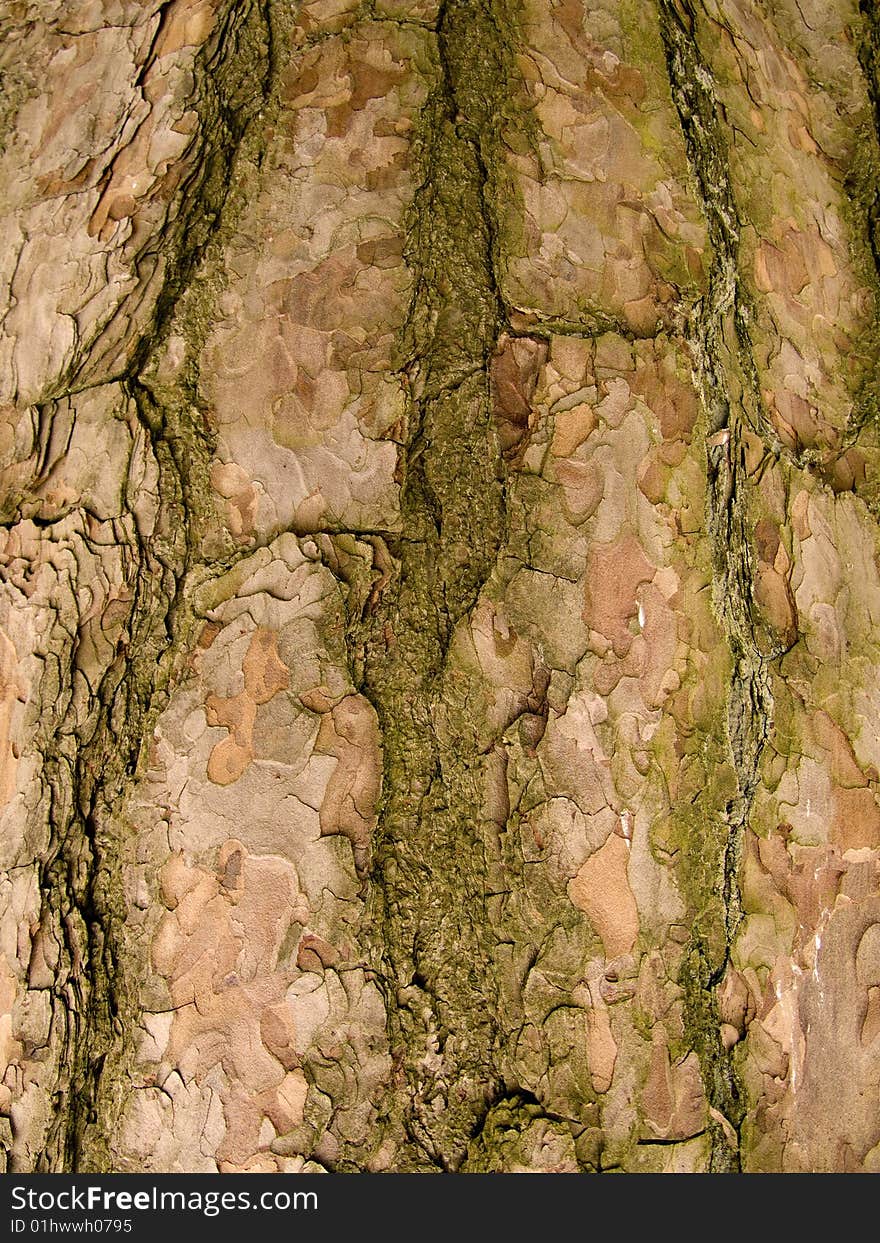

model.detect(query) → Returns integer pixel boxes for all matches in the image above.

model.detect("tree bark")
[2,0,880,1173]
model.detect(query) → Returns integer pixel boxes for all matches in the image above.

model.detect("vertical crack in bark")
[341,0,525,1172]
[857,3,880,286]
[39,385,190,1171]
[658,0,774,1173]
[32,1,274,1171]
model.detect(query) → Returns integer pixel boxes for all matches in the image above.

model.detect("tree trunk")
[2,0,880,1173]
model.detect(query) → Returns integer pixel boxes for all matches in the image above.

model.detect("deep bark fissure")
[658,0,774,1174]
[34,398,187,1170]
[332,0,531,1172]
[29,2,275,1171]
[857,3,880,292]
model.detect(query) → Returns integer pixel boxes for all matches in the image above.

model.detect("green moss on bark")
[338,0,538,1171]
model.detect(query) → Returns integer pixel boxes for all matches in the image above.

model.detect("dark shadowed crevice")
[330,0,533,1172]
[657,0,774,1174]
[32,1,275,1172]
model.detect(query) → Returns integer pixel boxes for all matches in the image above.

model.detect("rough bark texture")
[3,0,880,1174]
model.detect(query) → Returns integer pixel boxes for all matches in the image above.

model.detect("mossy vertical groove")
[854,0,880,448]
[343,0,531,1172]
[32,1,274,1172]
[658,0,774,1173]
[857,3,880,279]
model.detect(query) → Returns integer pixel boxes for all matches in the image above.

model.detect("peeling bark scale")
[2,0,880,1174]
